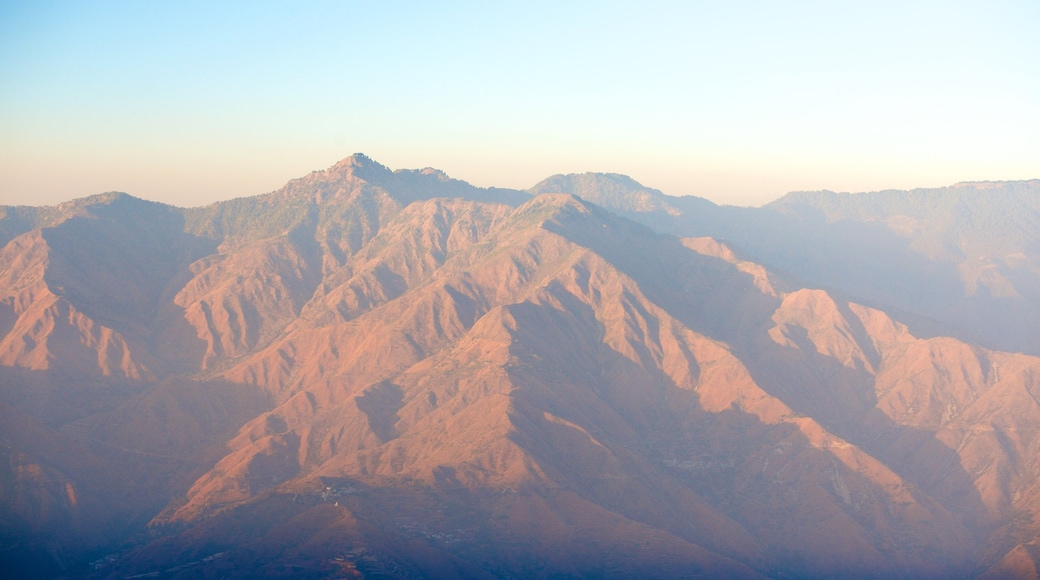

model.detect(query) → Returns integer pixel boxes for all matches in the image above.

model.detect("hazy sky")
[1,1,1037,207]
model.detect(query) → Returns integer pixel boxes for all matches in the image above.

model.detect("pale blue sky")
[1,1,1037,207]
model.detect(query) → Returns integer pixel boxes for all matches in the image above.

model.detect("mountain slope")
[3,156,1040,577]
[534,175,1040,357]
[133,195,1000,576]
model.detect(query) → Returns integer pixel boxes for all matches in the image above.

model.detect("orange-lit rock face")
[2,158,1040,577]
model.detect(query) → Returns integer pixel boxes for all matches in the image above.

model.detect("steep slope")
[4,156,1040,577]
[533,175,1040,357]
[130,194,1021,578]
[0,194,191,381]
[158,154,529,373]
[0,154,531,382]
[0,155,536,575]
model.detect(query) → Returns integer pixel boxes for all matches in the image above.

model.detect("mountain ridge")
[3,155,1040,577]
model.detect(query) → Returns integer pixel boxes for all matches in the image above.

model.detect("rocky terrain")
[2,155,1040,578]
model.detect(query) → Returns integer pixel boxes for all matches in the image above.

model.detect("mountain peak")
[530,172,681,215]
[327,152,393,179]
[270,154,529,209]
[415,167,450,181]
[270,153,394,204]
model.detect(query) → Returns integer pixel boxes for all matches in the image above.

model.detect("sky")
[1,1,1038,208]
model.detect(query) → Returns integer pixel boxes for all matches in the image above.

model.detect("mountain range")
[2,154,1040,578]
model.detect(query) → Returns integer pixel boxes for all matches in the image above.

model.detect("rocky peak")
[326,152,393,181]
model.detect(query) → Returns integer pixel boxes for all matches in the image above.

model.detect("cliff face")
[2,157,1038,577]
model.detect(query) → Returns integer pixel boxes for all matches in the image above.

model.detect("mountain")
[532,175,1040,356]
[764,181,1040,354]
[2,156,1040,578]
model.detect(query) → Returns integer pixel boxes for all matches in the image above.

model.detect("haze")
[2,1,1038,208]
